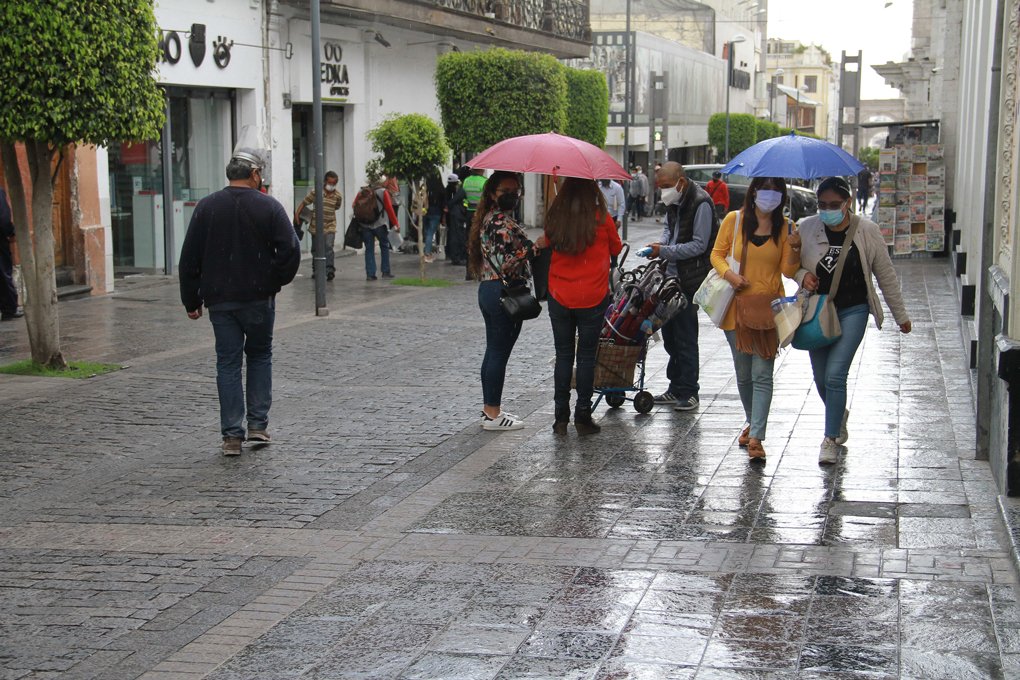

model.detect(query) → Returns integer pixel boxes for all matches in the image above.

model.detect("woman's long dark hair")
[741,176,787,244]
[467,171,522,280]
[545,178,609,256]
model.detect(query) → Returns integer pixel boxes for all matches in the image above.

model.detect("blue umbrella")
[721,132,865,180]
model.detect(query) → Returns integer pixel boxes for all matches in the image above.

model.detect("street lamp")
[769,67,784,122]
[724,35,747,162]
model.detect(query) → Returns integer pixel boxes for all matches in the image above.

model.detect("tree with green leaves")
[564,69,609,148]
[367,114,450,280]
[0,0,165,369]
[859,146,880,170]
[435,49,568,156]
[754,119,781,144]
[708,113,757,161]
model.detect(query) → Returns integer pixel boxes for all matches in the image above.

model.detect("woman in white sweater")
[795,177,912,465]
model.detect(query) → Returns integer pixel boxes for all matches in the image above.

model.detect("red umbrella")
[467,132,630,181]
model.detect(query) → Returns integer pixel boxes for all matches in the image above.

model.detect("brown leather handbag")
[733,235,778,360]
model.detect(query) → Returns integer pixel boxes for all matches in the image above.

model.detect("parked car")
[682,164,818,222]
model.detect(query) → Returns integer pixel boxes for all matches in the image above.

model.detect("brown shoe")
[747,439,766,459]
[738,426,750,448]
[222,437,242,455]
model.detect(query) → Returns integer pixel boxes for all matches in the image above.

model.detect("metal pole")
[768,76,775,122]
[621,0,631,241]
[311,0,328,316]
[161,94,175,275]
[724,41,732,162]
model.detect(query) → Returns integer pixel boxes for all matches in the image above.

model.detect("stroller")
[593,248,688,413]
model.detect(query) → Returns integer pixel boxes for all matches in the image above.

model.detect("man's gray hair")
[226,158,257,181]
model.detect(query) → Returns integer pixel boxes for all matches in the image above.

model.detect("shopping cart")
[593,254,687,414]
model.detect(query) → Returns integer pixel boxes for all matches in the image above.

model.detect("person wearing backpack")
[352,181,399,280]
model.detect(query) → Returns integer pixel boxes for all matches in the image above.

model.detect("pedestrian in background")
[545,178,622,436]
[711,177,800,460]
[857,167,873,213]
[0,186,22,321]
[294,170,342,281]
[706,171,730,222]
[644,162,719,412]
[352,180,399,281]
[467,171,543,431]
[179,149,300,454]
[444,173,468,266]
[598,178,626,228]
[796,176,911,465]
[629,166,648,220]
[422,171,445,263]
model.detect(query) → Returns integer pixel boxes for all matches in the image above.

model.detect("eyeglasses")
[817,200,845,210]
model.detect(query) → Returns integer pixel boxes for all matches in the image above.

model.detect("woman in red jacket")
[545,178,624,435]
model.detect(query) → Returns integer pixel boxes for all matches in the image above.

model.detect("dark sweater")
[179,186,300,312]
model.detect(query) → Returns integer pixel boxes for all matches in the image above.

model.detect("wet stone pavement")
[1,226,1018,679]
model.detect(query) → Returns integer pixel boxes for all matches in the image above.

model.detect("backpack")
[352,187,381,223]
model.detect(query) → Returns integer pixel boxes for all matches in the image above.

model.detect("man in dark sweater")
[179,151,300,454]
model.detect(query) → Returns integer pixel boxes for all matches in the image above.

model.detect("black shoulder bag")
[484,252,542,322]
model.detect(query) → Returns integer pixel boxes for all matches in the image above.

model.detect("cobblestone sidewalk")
[0,233,1016,679]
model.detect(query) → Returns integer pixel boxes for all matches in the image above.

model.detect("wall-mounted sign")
[159,25,232,70]
[321,41,350,99]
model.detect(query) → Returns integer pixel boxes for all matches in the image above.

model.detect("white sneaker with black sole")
[674,396,700,412]
[482,412,525,431]
[652,391,679,405]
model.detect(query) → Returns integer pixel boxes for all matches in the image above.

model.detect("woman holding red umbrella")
[545,178,622,435]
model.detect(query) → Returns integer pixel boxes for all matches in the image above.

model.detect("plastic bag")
[771,293,806,348]
[693,256,737,327]
[387,228,404,251]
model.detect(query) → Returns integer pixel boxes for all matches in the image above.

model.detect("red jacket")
[547,212,623,309]
[706,179,730,208]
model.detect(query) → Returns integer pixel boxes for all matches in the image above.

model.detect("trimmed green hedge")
[754,119,781,143]
[708,113,757,159]
[436,49,569,155]
[564,68,609,148]
[435,50,611,154]
[367,113,449,182]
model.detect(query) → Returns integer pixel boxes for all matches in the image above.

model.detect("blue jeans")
[361,226,391,277]
[809,304,870,438]
[423,215,440,255]
[478,280,523,407]
[549,294,609,413]
[724,330,775,440]
[660,298,700,400]
[209,299,275,439]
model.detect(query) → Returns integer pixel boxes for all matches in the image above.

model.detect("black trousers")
[446,216,468,264]
[0,243,18,314]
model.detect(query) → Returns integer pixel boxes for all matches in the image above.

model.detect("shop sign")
[321,41,350,100]
[159,24,233,70]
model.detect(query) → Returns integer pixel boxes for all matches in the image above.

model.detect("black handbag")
[485,253,542,321]
[343,217,363,249]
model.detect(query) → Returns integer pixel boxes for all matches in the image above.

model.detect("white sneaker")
[674,396,700,412]
[482,412,525,431]
[835,409,850,445]
[819,437,840,465]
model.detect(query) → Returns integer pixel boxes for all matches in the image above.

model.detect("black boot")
[553,405,570,436]
[573,407,601,435]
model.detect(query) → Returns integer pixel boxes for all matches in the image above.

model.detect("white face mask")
[659,181,683,206]
[325,183,336,192]
[754,189,783,213]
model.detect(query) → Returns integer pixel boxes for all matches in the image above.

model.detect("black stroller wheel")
[605,393,626,408]
[634,391,655,414]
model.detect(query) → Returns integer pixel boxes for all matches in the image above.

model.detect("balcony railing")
[427,0,590,42]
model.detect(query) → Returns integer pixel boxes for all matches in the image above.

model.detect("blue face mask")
[819,207,845,226]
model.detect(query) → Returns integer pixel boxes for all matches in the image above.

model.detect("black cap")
[816,176,852,199]
[712,171,722,179]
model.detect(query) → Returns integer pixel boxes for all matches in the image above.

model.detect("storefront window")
[292,105,345,241]
[108,88,234,271]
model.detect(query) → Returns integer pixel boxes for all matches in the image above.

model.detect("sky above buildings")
[768,0,914,100]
